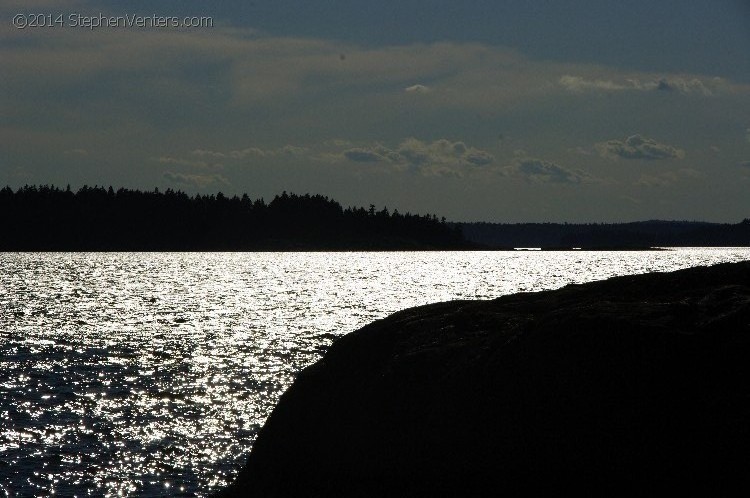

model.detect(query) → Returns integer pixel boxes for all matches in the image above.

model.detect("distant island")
[1,185,748,250]
[458,219,750,249]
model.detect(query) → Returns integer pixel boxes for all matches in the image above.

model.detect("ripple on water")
[1,249,749,496]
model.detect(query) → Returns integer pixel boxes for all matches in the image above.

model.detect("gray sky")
[2,0,749,222]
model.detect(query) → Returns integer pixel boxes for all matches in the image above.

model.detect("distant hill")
[0,185,468,251]
[457,219,750,248]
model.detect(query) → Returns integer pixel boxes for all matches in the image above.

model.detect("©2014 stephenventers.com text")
[12,13,214,30]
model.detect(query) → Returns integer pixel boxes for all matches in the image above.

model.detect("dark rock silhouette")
[223,262,750,496]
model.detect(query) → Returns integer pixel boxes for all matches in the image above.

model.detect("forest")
[0,185,468,250]
[2,185,748,250]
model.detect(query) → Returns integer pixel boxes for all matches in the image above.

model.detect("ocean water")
[1,249,749,496]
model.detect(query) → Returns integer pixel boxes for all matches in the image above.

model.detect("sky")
[2,0,749,222]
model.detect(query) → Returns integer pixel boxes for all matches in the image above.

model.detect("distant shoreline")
[2,185,748,250]
[456,219,750,249]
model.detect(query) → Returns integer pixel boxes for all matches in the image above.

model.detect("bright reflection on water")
[1,249,749,496]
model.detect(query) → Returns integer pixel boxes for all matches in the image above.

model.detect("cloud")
[739,161,750,169]
[341,138,495,177]
[3,24,746,145]
[163,172,228,188]
[596,135,684,160]
[278,145,309,156]
[405,84,431,93]
[559,75,628,93]
[343,148,383,162]
[560,75,726,96]
[191,148,260,159]
[464,150,494,166]
[4,21,749,221]
[651,77,717,96]
[190,145,309,161]
[224,40,524,107]
[504,158,593,184]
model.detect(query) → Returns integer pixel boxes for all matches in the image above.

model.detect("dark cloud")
[505,158,592,184]
[652,77,715,95]
[656,79,674,92]
[465,150,494,166]
[596,135,684,160]
[343,148,383,162]
[341,138,495,177]
[739,161,750,169]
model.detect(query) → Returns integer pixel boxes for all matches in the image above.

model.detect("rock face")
[223,262,750,496]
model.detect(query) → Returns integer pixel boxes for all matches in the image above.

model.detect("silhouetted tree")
[0,185,469,250]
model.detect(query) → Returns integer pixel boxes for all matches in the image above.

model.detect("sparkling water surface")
[2,249,749,496]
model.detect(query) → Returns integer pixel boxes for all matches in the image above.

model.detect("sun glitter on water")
[1,249,749,496]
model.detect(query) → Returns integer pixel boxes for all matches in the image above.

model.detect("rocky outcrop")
[223,261,750,496]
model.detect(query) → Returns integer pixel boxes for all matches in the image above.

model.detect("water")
[1,249,749,496]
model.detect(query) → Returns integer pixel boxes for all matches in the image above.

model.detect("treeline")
[458,220,750,248]
[0,185,468,250]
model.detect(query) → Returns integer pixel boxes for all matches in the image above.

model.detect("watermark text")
[13,13,214,30]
